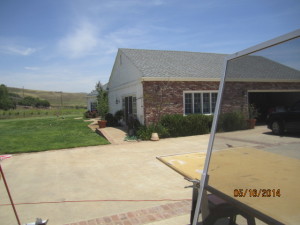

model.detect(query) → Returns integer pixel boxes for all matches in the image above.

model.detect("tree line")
[0,84,50,110]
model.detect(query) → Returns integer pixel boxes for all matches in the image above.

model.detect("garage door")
[248,91,300,122]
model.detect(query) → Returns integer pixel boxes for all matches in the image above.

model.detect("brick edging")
[64,200,191,225]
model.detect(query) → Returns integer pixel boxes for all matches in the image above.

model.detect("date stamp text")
[234,189,281,197]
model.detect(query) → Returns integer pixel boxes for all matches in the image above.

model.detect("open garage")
[248,91,300,122]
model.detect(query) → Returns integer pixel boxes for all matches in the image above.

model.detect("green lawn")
[0,117,109,154]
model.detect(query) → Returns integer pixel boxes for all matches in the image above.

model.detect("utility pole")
[60,91,63,116]
[60,91,63,108]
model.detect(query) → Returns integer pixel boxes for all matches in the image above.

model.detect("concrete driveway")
[0,126,299,225]
[0,133,209,225]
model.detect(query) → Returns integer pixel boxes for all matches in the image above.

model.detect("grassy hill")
[8,87,87,107]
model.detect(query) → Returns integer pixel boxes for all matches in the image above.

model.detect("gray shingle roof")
[226,55,300,81]
[120,48,227,79]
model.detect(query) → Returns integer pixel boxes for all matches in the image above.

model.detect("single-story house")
[108,48,300,125]
[108,48,226,125]
[86,90,98,111]
[86,84,108,111]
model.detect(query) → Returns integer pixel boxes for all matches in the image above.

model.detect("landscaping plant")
[136,113,212,140]
[136,123,170,140]
[160,114,213,137]
[96,82,108,120]
[218,111,247,132]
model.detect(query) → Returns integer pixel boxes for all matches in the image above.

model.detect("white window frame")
[183,91,218,115]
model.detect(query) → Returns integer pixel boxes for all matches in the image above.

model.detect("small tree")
[96,82,108,120]
[0,84,15,110]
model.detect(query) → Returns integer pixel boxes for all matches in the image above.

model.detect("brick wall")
[142,81,300,125]
[142,81,219,125]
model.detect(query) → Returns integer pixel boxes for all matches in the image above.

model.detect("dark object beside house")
[266,101,300,135]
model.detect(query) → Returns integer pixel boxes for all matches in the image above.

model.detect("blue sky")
[0,0,299,93]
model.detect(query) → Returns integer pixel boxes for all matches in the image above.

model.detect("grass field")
[8,86,88,107]
[0,117,109,154]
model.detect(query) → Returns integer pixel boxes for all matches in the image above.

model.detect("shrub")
[84,110,98,118]
[0,84,16,110]
[127,114,141,135]
[159,114,185,137]
[105,113,114,125]
[136,123,170,140]
[136,125,152,140]
[105,113,119,127]
[18,96,50,108]
[185,114,213,135]
[218,111,247,132]
[114,110,124,121]
[160,114,213,137]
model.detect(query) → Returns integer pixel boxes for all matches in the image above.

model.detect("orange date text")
[234,189,281,197]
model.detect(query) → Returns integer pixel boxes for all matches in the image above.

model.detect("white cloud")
[0,45,37,56]
[24,66,40,71]
[58,21,99,58]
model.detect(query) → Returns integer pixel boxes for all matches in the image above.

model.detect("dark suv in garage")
[267,101,300,135]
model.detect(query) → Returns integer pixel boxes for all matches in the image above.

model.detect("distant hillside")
[8,87,88,107]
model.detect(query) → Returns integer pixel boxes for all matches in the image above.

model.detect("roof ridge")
[119,49,147,77]
[119,48,228,56]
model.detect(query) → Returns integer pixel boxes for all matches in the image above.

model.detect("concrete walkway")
[86,118,130,145]
[97,127,129,145]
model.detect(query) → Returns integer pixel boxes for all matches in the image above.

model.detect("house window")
[91,102,97,111]
[184,93,192,114]
[211,93,218,113]
[184,91,218,115]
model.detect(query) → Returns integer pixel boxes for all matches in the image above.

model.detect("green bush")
[136,125,152,140]
[218,111,247,132]
[136,123,170,140]
[18,96,50,108]
[105,113,119,127]
[160,114,213,137]
[159,114,185,137]
[0,84,16,110]
[114,110,124,121]
[84,110,98,118]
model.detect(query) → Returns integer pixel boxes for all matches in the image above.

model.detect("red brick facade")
[142,81,219,125]
[142,80,300,125]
